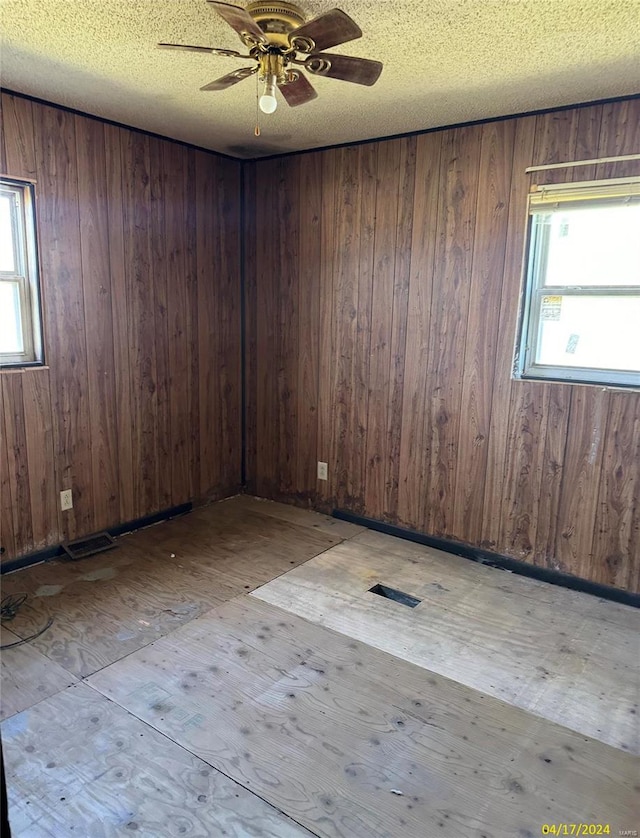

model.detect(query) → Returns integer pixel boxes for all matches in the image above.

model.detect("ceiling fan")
[158,1,383,116]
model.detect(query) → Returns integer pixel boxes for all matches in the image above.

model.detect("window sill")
[0,364,49,374]
[513,373,640,393]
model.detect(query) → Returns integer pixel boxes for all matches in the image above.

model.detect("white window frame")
[0,177,43,367]
[516,176,640,389]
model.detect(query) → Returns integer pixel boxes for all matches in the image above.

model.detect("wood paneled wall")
[0,93,242,562]
[245,98,640,592]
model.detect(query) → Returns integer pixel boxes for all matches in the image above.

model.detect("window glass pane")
[535,203,640,287]
[0,194,16,272]
[535,294,640,372]
[0,281,24,354]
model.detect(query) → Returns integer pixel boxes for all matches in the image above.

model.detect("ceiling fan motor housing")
[246,1,306,46]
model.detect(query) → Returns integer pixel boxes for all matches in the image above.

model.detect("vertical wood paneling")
[76,115,119,531]
[195,149,216,497]
[104,123,135,523]
[1,94,242,562]
[275,158,299,497]
[148,137,171,512]
[35,104,93,541]
[3,95,36,179]
[123,131,159,519]
[426,126,482,537]
[244,162,258,495]
[0,382,16,558]
[249,97,640,592]
[384,137,416,521]
[592,392,640,590]
[364,140,402,520]
[295,153,321,500]
[254,159,279,499]
[398,132,442,529]
[2,375,34,549]
[596,99,640,179]
[4,92,637,587]
[215,158,242,495]
[453,120,514,543]
[349,144,378,513]
[185,149,200,501]
[194,151,242,501]
[331,146,364,510]
[480,116,536,551]
[317,150,337,507]
[21,370,57,550]
[555,388,609,575]
[499,383,550,558]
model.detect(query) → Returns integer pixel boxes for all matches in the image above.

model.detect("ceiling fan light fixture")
[160,3,382,124]
[259,74,278,113]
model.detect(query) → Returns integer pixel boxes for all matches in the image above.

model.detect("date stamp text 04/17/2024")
[541,827,637,836]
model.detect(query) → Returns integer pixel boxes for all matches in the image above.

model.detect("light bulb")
[259,74,278,114]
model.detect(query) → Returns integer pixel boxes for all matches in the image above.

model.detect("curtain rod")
[526,153,640,173]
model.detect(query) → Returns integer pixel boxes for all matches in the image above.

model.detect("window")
[516,176,640,388]
[0,178,43,367]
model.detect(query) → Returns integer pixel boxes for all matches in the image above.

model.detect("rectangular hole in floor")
[368,584,421,608]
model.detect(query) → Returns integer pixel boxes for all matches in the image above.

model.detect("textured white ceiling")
[1,0,639,159]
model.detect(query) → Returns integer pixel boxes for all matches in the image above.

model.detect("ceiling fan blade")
[278,72,318,107]
[158,43,244,57]
[289,9,362,52]
[207,1,268,46]
[304,53,383,86]
[200,66,258,91]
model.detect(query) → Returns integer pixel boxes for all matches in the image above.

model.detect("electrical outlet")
[60,489,73,511]
[317,461,328,481]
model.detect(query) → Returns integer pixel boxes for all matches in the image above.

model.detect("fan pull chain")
[255,71,261,136]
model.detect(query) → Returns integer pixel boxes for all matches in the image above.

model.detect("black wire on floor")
[0,593,54,650]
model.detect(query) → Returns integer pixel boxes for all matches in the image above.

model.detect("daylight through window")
[0,178,43,367]
[516,176,640,388]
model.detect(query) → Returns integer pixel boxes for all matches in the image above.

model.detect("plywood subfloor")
[252,530,640,754]
[2,498,638,838]
[2,682,313,837]
[85,597,638,838]
[0,625,77,721]
[1,497,339,679]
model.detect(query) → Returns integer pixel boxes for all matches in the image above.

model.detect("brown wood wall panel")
[76,116,119,533]
[398,132,442,531]
[295,152,322,500]
[426,125,483,538]
[364,140,402,521]
[37,104,95,542]
[0,93,242,562]
[148,136,171,513]
[452,120,513,544]
[104,123,134,523]
[331,146,364,512]
[246,97,640,592]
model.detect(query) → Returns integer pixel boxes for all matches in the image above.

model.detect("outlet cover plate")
[60,489,73,511]
[317,461,328,481]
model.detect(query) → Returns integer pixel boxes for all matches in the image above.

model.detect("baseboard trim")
[0,503,193,575]
[332,509,639,609]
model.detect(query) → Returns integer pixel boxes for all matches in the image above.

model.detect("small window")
[0,178,43,367]
[516,176,640,388]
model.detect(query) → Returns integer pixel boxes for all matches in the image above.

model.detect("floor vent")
[62,532,117,561]
[368,584,421,608]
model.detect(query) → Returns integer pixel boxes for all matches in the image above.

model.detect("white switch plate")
[60,489,73,511]
[317,461,328,481]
